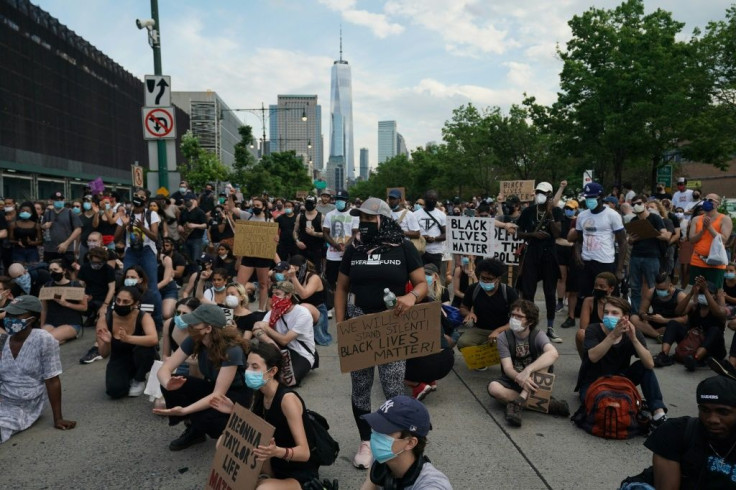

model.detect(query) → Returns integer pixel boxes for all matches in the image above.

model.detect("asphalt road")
[3,300,729,490]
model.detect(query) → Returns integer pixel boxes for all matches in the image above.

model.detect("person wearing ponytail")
[96,286,158,399]
[40,259,87,343]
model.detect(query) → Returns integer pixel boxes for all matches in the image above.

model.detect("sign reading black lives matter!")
[336,302,442,373]
[448,216,525,265]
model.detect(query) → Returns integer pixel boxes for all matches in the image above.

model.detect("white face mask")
[225,295,240,308]
[535,194,547,205]
[509,317,525,332]
[633,204,645,214]
[647,208,660,216]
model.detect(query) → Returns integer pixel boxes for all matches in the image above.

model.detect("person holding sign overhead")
[335,197,428,470]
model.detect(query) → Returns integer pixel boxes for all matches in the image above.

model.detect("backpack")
[290,391,340,467]
[572,375,649,439]
[471,282,509,305]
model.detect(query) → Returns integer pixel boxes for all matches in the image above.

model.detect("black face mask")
[51,271,65,282]
[359,222,379,243]
[425,200,437,211]
[276,204,283,210]
[253,207,263,215]
[115,304,133,316]
[593,289,607,299]
[132,197,145,208]
[304,201,316,211]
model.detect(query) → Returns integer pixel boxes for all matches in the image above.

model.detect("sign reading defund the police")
[448,216,525,265]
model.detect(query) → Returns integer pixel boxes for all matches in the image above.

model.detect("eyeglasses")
[509,313,527,320]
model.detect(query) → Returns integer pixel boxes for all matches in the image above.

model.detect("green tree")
[229,125,258,188]
[179,130,229,191]
[238,151,311,198]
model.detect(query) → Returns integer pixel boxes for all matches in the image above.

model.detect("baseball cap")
[180,304,227,328]
[273,281,295,295]
[273,261,290,271]
[506,195,520,205]
[603,196,619,206]
[361,396,431,437]
[564,199,579,210]
[697,375,736,406]
[350,197,392,218]
[305,195,316,203]
[3,295,42,315]
[535,182,553,194]
[677,177,687,185]
[583,182,604,198]
[388,189,402,199]
[423,263,439,276]
[335,190,349,201]
[51,191,64,200]
[320,189,332,196]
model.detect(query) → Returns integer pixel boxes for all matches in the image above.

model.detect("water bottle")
[383,288,397,309]
[42,219,51,242]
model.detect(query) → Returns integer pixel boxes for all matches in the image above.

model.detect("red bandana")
[269,296,292,329]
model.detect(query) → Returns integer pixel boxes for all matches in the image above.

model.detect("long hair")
[249,341,285,409]
[193,325,250,369]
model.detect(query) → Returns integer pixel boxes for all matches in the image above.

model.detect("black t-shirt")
[79,212,98,243]
[644,416,736,490]
[179,207,207,240]
[78,263,115,301]
[297,211,324,251]
[579,323,647,388]
[208,215,234,243]
[276,213,297,247]
[44,280,84,326]
[462,283,518,330]
[340,241,423,314]
[517,205,562,247]
[631,213,665,258]
[235,311,266,334]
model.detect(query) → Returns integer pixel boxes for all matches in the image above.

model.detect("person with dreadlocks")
[334,197,429,471]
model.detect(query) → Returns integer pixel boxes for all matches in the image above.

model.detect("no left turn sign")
[142,106,177,140]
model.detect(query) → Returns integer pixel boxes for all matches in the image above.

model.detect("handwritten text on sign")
[489,226,525,266]
[336,302,442,373]
[448,216,492,256]
[207,403,275,490]
[500,180,535,202]
[38,286,86,301]
[460,343,501,370]
[525,372,556,414]
[233,221,278,259]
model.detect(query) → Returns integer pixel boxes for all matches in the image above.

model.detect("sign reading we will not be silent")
[336,302,442,373]
[206,403,275,490]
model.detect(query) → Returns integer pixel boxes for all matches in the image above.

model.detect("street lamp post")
[221,103,307,158]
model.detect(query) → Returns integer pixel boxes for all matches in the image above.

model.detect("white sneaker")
[328,309,334,319]
[128,380,146,397]
[353,441,373,469]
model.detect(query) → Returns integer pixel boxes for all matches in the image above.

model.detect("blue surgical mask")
[72,207,81,215]
[655,289,670,297]
[83,202,92,211]
[173,315,188,330]
[564,209,576,218]
[702,200,715,212]
[19,211,31,220]
[725,272,736,280]
[335,200,347,212]
[425,275,434,286]
[15,272,31,293]
[585,198,599,211]
[3,316,32,335]
[284,208,293,215]
[697,294,708,305]
[461,257,470,266]
[414,204,422,212]
[179,187,187,194]
[370,431,403,464]
[54,200,65,210]
[214,285,226,292]
[274,273,285,282]
[479,280,495,292]
[124,278,138,287]
[602,315,619,331]
[244,370,268,390]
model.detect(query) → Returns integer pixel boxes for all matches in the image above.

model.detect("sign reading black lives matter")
[336,302,442,373]
[448,216,525,265]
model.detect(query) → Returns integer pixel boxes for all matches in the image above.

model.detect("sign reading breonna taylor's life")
[447,216,493,256]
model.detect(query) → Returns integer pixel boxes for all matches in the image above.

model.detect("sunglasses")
[632,201,643,206]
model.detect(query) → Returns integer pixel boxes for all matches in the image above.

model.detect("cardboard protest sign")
[459,343,501,370]
[233,221,278,259]
[526,372,556,414]
[295,190,309,199]
[448,216,493,256]
[336,302,442,373]
[38,286,86,301]
[206,403,275,490]
[500,181,535,202]
[624,218,660,240]
[489,225,525,266]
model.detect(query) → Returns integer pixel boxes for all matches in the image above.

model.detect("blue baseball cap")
[583,182,604,198]
[361,395,431,437]
[603,196,619,206]
[388,189,402,199]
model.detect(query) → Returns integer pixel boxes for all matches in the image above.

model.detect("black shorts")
[240,256,274,269]
[556,245,573,267]
[493,375,522,393]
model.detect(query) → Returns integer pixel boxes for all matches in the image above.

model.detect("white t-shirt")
[672,189,694,210]
[324,209,358,262]
[263,305,315,366]
[392,209,421,234]
[415,208,447,254]
[117,210,160,253]
[575,207,624,263]
[624,190,636,203]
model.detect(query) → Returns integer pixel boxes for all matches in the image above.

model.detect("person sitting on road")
[0,296,76,443]
[631,273,687,342]
[154,304,251,451]
[359,396,452,490]
[640,373,736,489]
[488,299,569,427]
[211,341,319,489]
[575,296,668,429]
[39,259,88,344]
[8,262,50,298]
[653,276,727,371]
[576,271,617,359]
[457,258,518,351]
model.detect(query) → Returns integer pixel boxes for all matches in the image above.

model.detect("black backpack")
[288,391,340,467]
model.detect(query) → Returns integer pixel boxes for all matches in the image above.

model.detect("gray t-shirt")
[316,202,335,220]
[43,208,82,248]
[497,329,551,373]
[375,462,452,490]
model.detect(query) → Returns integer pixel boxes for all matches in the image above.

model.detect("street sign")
[656,165,672,188]
[583,170,594,185]
[131,165,144,188]
[142,107,176,140]
[144,75,171,107]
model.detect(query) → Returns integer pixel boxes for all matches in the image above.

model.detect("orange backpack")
[574,375,649,439]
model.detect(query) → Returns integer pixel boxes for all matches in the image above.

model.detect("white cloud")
[318,0,404,39]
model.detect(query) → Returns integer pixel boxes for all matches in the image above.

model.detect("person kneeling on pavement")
[0,296,76,443]
[575,296,668,429]
[631,273,687,342]
[488,299,569,427]
[360,396,453,490]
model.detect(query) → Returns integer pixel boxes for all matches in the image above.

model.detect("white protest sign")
[447,216,493,256]
[489,225,525,265]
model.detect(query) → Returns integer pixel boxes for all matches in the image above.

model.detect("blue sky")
[34,0,735,171]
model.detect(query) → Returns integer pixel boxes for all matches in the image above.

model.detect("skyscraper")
[396,132,408,158]
[378,120,397,164]
[329,32,354,188]
[359,148,369,180]
[269,95,322,176]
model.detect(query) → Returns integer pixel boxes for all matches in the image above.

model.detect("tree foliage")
[179,130,229,191]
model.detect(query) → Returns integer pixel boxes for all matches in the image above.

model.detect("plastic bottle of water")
[383,288,397,309]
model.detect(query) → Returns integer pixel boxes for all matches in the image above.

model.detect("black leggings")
[161,376,252,438]
[404,348,455,383]
[519,245,560,321]
[105,346,157,399]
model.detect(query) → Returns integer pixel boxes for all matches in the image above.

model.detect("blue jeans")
[629,255,660,313]
[12,247,39,265]
[314,303,332,346]
[579,361,666,413]
[184,238,203,275]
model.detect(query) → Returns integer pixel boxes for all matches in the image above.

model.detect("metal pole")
[151,0,169,190]
[261,102,267,156]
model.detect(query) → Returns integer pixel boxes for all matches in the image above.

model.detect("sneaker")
[412,383,433,401]
[353,441,373,469]
[428,381,438,391]
[79,346,102,364]
[654,352,674,367]
[328,309,333,319]
[683,355,697,372]
[707,357,736,379]
[169,425,206,451]
[128,380,146,397]
[547,328,563,343]
[650,414,668,430]
[555,301,564,312]
[473,366,489,372]
[505,397,524,427]
[547,397,570,417]
[559,317,576,329]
